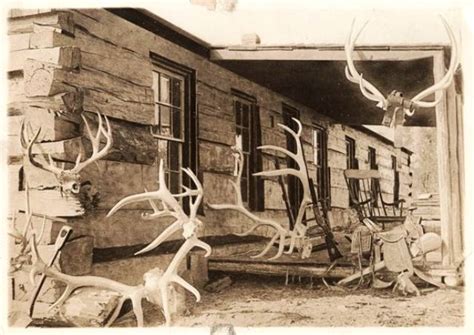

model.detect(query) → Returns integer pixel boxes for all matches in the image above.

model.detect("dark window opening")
[392,155,400,204]
[313,125,330,208]
[346,136,358,205]
[368,146,378,207]
[233,91,264,211]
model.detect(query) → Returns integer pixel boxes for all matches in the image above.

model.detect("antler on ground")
[20,112,113,193]
[345,15,460,118]
[106,159,211,325]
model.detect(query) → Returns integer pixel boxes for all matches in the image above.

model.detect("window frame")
[150,52,198,213]
[232,89,264,211]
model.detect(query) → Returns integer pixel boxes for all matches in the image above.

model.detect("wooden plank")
[210,48,440,62]
[199,113,235,146]
[199,141,234,174]
[8,11,74,35]
[24,59,154,104]
[9,47,80,72]
[12,189,84,217]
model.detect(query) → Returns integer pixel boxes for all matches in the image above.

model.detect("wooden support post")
[434,52,455,267]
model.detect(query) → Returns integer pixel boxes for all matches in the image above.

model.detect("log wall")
[7,8,412,260]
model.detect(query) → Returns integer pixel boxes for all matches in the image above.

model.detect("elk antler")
[254,118,311,255]
[208,136,290,260]
[20,112,113,193]
[345,15,459,118]
[28,233,149,327]
[107,159,211,325]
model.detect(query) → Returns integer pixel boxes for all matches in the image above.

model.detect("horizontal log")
[11,210,91,244]
[9,33,30,51]
[8,91,84,117]
[208,259,354,278]
[80,45,152,87]
[23,107,80,141]
[199,141,234,174]
[24,59,154,104]
[12,189,84,217]
[199,114,235,146]
[84,209,178,249]
[82,88,154,125]
[8,9,54,18]
[30,30,74,49]
[80,160,159,210]
[8,135,82,161]
[8,11,74,35]
[81,111,157,165]
[9,47,81,72]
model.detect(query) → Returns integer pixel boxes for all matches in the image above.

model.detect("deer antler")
[208,137,290,260]
[345,16,460,118]
[20,112,113,193]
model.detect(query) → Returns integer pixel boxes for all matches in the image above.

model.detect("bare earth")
[122,274,464,327]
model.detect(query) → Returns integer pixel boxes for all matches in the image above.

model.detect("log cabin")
[6,8,464,306]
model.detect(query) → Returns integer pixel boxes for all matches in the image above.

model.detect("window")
[312,126,330,207]
[152,67,184,194]
[368,146,378,206]
[345,136,357,169]
[233,91,263,211]
[346,136,358,205]
[150,54,197,205]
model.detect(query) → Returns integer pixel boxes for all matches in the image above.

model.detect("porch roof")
[110,8,443,127]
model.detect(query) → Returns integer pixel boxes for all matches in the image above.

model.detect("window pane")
[242,129,250,152]
[168,141,181,172]
[171,78,182,107]
[242,104,249,128]
[235,101,242,126]
[160,75,170,104]
[153,72,160,103]
[169,171,181,194]
[172,108,181,138]
[154,104,160,126]
[160,105,171,136]
[241,177,248,203]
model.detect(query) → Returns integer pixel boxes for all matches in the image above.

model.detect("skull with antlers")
[20,112,113,194]
[345,16,460,126]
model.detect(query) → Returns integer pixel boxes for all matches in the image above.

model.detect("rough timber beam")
[210,46,443,62]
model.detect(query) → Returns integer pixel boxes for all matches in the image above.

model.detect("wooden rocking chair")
[344,169,406,230]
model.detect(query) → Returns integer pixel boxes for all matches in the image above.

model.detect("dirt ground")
[118,274,464,327]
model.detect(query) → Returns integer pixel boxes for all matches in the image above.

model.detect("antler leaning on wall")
[344,15,459,121]
[208,118,312,259]
[20,112,113,194]
[207,136,291,260]
[107,159,211,325]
